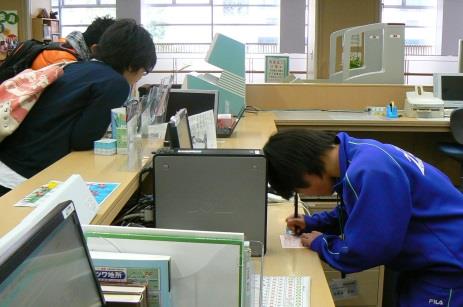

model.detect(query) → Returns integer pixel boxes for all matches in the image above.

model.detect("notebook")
[216,106,245,138]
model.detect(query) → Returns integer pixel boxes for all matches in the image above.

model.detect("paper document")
[15,180,119,207]
[280,234,305,248]
[254,275,310,307]
[188,110,217,149]
[86,182,120,205]
[14,180,61,207]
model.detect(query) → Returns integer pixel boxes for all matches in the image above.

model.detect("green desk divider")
[206,33,245,77]
[84,225,247,307]
[184,33,246,117]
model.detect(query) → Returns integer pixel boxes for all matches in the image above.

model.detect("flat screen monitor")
[433,73,463,108]
[0,201,104,307]
[165,89,218,124]
[167,108,193,149]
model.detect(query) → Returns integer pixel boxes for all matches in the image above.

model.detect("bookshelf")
[31,18,60,42]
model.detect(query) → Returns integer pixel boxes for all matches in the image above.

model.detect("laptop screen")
[165,89,218,124]
[216,106,246,137]
[0,201,104,306]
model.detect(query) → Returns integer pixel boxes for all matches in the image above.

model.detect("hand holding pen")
[294,192,299,218]
[285,192,305,236]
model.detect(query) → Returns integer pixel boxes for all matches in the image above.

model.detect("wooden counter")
[0,111,334,306]
[265,203,335,307]
[274,110,450,132]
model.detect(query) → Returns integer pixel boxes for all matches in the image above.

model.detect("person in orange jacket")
[31,15,115,69]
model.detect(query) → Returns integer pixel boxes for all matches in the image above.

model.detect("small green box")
[265,55,289,83]
[116,127,128,154]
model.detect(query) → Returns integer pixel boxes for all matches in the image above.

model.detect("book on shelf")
[91,251,171,307]
[102,282,149,307]
[104,293,146,307]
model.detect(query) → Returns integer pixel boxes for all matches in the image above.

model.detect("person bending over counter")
[0,19,157,196]
[31,15,115,70]
[264,130,463,306]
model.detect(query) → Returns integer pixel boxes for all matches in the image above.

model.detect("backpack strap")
[44,42,82,61]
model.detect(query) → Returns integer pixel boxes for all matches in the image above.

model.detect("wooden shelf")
[31,18,60,42]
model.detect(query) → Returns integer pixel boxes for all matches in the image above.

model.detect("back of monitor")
[153,149,267,255]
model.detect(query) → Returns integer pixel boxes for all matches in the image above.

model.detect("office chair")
[438,108,463,191]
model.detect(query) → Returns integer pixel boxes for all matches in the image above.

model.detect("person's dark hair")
[82,15,115,47]
[93,19,157,74]
[263,130,337,199]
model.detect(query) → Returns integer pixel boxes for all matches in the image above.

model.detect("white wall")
[279,0,306,53]
[30,0,51,18]
[116,0,141,23]
[440,0,463,56]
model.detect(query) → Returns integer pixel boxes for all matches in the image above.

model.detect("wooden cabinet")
[31,18,60,42]
[308,201,384,307]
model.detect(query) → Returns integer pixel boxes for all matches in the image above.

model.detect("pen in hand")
[294,192,298,218]
[293,192,300,236]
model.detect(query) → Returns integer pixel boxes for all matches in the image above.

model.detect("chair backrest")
[450,108,463,144]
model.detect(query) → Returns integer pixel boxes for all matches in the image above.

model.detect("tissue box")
[94,139,117,156]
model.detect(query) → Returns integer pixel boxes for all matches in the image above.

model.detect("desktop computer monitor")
[167,108,193,149]
[433,73,463,108]
[164,89,218,123]
[0,201,105,307]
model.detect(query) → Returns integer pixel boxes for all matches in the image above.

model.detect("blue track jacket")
[306,133,463,287]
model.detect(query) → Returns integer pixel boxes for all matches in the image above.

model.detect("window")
[52,0,116,37]
[382,0,438,54]
[142,0,279,45]
[141,0,284,83]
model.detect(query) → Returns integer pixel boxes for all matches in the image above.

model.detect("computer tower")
[153,148,267,256]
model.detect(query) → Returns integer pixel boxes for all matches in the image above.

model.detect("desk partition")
[246,83,432,111]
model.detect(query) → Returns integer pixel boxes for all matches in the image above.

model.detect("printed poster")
[0,10,19,61]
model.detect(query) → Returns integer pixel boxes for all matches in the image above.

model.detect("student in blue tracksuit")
[264,130,463,306]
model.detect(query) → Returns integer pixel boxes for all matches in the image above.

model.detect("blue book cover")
[90,251,171,307]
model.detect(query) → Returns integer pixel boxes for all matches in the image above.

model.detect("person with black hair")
[264,130,463,306]
[0,19,157,195]
[31,15,115,69]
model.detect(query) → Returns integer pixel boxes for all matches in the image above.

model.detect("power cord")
[245,105,260,113]
[136,166,153,203]
[112,166,156,227]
